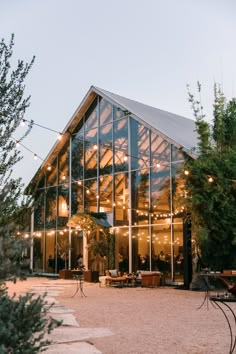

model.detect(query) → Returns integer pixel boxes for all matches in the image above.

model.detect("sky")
[1,0,236,185]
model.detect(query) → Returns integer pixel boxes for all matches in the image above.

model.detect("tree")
[0,34,34,278]
[0,35,60,352]
[182,83,236,270]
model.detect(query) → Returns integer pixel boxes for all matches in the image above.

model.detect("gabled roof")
[28,85,198,187]
[93,86,198,152]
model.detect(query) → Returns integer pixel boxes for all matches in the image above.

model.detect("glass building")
[29,86,198,284]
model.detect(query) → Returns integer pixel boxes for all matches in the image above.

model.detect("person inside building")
[76,254,85,270]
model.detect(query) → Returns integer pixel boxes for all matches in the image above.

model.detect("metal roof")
[93,86,198,153]
[28,85,198,188]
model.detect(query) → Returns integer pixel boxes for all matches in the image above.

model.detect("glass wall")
[33,95,188,282]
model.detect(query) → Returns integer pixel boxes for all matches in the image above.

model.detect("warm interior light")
[184,170,190,175]
[156,163,160,168]
[93,144,98,150]
[123,154,128,162]
[62,175,66,180]
[57,133,63,140]
[47,165,52,171]
[86,190,90,194]
[77,180,82,185]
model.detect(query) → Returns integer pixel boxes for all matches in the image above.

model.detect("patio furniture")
[70,269,86,297]
[210,295,236,354]
[141,271,161,287]
[104,269,127,287]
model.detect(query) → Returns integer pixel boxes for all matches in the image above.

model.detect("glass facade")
[32,95,188,282]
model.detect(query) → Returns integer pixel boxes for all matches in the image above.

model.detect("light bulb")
[57,133,63,140]
[34,154,38,160]
[208,176,214,183]
[20,119,26,127]
[184,170,190,176]
[123,155,128,162]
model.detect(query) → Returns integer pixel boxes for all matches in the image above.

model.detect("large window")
[84,128,98,179]
[114,119,128,172]
[99,175,113,213]
[131,169,149,225]
[71,128,84,181]
[114,173,129,226]
[99,123,112,175]
[84,178,97,213]
[130,119,150,170]
[85,99,98,130]
[99,97,112,125]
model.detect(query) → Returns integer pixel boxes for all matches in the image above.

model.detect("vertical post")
[83,231,88,269]
[183,213,192,289]
[30,207,34,272]
[128,115,132,273]
[148,130,152,271]
[170,145,174,281]
[69,134,72,270]
[43,174,46,273]
[55,156,59,274]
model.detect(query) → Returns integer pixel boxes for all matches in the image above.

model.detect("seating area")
[99,269,162,288]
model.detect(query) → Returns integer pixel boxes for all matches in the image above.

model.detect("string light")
[208,176,214,183]
[20,118,63,137]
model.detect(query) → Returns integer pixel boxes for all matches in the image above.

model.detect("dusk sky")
[1,0,236,185]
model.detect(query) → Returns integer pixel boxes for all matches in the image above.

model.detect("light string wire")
[13,118,236,241]
[17,117,236,184]
[12,119,189,239]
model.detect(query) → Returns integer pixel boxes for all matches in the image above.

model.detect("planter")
[59,269,73,279]
[141,272,161,287]
[84,270,99,282]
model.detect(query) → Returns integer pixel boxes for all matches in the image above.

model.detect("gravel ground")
[5,277,234,354]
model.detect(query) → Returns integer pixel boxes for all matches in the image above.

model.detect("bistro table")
[196,273,236,310]
[210,295,236,354]
[70,269,86,298]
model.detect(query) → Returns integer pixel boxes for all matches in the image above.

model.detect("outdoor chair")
[105,269,127,287]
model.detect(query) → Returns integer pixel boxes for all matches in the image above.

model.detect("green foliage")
[184,83,236,270]
[0,35,61,353]
[0,34,35,280]
[0,289,61,353]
